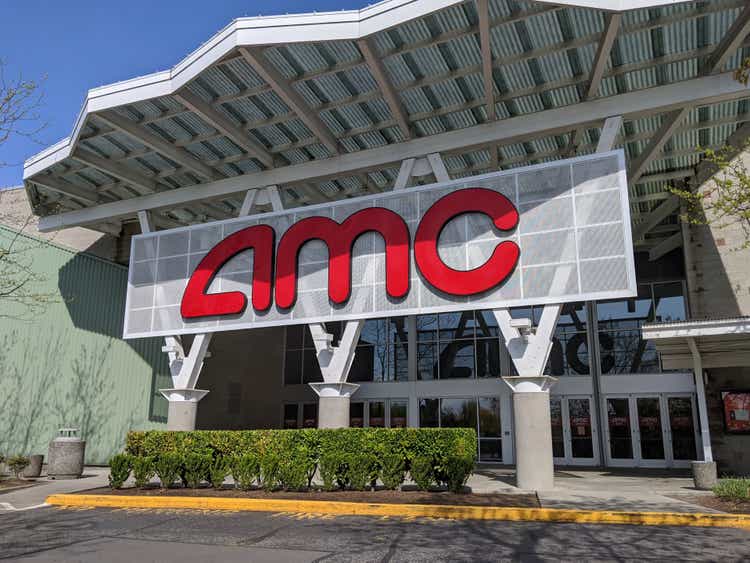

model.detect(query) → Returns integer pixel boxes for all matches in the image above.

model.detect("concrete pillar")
[309,382,359,429]
[503,376,557,491]
[160,389,209,431]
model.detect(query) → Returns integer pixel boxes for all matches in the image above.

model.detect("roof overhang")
[643,317,750,370]
[22,0,750,244]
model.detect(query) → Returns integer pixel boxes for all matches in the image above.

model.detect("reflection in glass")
[439,341,475,379]
[478,397,501,437]
[419,399,439,427]
[350,402,364,428]
[369,401,386,427]
[283,404,298,429]
[607,398,633,459]
[550,398,565,458]
[302,349,323,383]
[568,399,594,458]
[668,397,697,461]
[390,400,408,428]
[302,403,317,428]
[440,398,477,428]
[637,398,664,460]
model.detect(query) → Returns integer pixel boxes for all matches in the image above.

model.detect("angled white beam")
[477,0,496,121]
[32,175,103,205]
[95,111,221,181]
[648,231,683,261]
[569,13,623,152]
[357,38,412,139]
[687,337,713,463]
[596,115,623,153]
[632,120,750,240]
[238,47,340,155]
[174,89,274,168]
[38,71,750,232]
[629,7,750,185]
[72,148,160,193]
[703,3,750,74]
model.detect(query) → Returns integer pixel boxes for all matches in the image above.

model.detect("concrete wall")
[195,328,316,430]
[0,187,118,262]
[684,150,750,318]
[705,366,750,476]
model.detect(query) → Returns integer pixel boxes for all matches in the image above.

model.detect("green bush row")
[116,428,477,493]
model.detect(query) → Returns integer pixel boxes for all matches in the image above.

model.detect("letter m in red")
[275,208,410,309]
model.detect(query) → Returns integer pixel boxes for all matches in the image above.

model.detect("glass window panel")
[302,403,317,428]
[606,398,633,459]
[668,397,697,461]
[369,401,386,427]
[302,348,323,383]
[350,402,364,428]
[286,325,304,348]
[439,311,475,341]
[416,314,438,342]
[479,439,503,462]
[283,404,298,429]
[439,341,475,379]
[568,399,594,458]
[550,398,565,458]
[653,282,686,322]
[284,349,303,385]
[389,318,410,382]
[597,284,653,327]
[478,397,501,437]
[417,343,438,380]
[637,398,665,460]
[325,321,343,347]
[419,399,439,427]
[476,339,500,378]
[390,400,408,428]
[440,398,477,428]
[349,346,376,382]
[472,310,499,338]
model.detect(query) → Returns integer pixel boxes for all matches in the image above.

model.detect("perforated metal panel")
[124,150,635,339]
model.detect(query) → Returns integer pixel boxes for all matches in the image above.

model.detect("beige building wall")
[0,187,119,261]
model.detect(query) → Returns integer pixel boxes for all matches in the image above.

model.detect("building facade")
[11,0,750,477]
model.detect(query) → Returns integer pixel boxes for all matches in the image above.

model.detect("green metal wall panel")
[0,226,169,464]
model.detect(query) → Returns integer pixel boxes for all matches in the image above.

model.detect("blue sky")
[0,0,364,188]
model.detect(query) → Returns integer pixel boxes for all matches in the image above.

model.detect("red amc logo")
[181,188,520,319]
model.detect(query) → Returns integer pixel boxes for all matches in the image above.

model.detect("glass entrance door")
[551,396,598,466]
[604,394,700,468]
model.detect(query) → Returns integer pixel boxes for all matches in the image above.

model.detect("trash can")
[47,428,85,479]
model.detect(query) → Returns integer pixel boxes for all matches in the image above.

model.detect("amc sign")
[124,151,635,339]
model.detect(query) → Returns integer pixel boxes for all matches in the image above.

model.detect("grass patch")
[713,478,750,502]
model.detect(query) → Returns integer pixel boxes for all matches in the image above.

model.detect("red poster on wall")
[721,391,750,434]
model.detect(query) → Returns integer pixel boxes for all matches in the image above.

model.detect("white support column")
[687,337,717,489]
[138,210,213,431]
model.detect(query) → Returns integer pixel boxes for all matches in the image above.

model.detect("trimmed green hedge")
[121,428,477,492]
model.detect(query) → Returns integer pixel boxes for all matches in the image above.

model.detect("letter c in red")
[414,188,519,296]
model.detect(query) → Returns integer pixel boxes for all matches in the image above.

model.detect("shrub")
[410,456,434,491]
[124,428,476,492]
[7,455,30,479]
[208,457,230,489]
[132,456,155,488]
[108,454,132,489]
[231,453,260,491]
[381,453,406,490]
[349,453,379,491]
[183,453,211,489]
[713,478,750,502]
[154,453,182,489]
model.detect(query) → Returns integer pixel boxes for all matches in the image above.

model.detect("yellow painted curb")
[45,494,750,530]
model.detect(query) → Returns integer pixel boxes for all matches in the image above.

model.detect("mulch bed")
[76,486,540,508]
[668,494,750,515]
[0,478,36,493]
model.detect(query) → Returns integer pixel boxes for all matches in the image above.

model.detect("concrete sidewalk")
[470,465,717,513]
[1,465,719,515]
[0,467,109,510]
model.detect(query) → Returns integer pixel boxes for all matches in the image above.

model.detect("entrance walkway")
[470,465,715,513]
[2,466,717,514]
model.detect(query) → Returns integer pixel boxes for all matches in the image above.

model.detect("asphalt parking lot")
[1,506,749,562]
